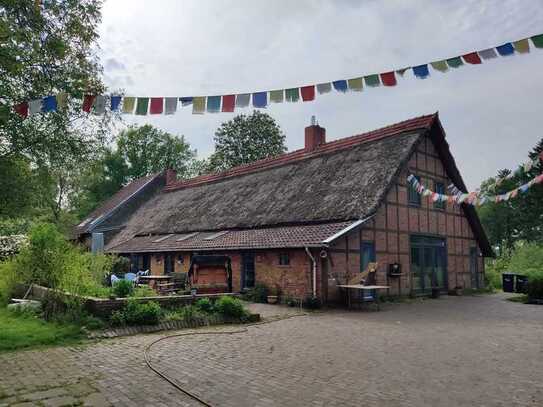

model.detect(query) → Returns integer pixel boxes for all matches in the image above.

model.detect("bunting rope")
[11,33,543,119]
[447,153,543,196]
[408,171,543,207]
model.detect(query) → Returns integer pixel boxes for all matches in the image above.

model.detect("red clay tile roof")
[107,221,355,253]
[74,173,162,235]
[164,113,437,192]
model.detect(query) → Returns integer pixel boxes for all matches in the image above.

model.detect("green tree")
[477,138,543,253]
[0,0,113,164]
[116,125,196,180]
[207,111,286,172]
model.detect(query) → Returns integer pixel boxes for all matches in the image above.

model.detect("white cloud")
[98,0,543,189]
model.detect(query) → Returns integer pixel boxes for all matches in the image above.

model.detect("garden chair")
[110,274,120,285]
[124,272,137,282]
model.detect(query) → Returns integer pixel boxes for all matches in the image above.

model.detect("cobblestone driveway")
[1,293,542,406]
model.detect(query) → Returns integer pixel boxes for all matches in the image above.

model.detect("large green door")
[410,236,447,294]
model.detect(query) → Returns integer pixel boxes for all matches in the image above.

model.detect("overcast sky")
[98,0,543,189]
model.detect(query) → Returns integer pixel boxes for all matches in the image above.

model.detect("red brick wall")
[328,134,485,297]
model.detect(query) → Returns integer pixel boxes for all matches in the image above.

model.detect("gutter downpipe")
[304,247,317,298]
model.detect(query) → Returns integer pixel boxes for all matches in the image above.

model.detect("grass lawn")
[0,307,84,352]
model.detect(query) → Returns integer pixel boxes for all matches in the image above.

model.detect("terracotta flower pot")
[267,295,278,304]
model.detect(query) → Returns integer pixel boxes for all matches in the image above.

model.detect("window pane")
[361,242,376,271]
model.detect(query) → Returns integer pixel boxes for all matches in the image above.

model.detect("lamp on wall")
[388,263,402,277]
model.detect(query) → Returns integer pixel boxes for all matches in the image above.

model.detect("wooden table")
[337,284,390,310]
[138,275,172,291]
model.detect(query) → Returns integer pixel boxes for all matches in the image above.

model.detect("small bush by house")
[111,299,162,326]
[195,297,214,313]
[113,279,134,298]
[525,270,543,301]
[215,296,247,318]
[242,283,269,303]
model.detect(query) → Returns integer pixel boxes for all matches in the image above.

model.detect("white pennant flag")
[164,97,178,115]
[29,99,42,115]
[93,95,106,114]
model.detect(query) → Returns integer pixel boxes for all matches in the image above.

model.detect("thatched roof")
[104,113,492,256]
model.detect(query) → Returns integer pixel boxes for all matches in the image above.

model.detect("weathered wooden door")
[241,253,255,289]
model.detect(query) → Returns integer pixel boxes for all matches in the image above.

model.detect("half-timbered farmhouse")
[74,113,493,303]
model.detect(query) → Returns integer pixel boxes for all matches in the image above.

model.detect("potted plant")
[267,286,279,304]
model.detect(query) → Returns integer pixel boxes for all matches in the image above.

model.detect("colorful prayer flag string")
[409,172,543,207]
[9,33,543,119]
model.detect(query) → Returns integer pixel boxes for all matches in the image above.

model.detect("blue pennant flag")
[179,97,194,106]
[252,92,267,108]
[42,95,57,112]
[496,43,514,56]
[413,64,430,79]
[332,80,348,92]
[111,95,122,111]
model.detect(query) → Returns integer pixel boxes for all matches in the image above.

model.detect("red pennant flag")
[221,95,235,112]
[14,102,29,118]
[150,98,164,114]
[82,95,95,112]
[300,86,315,102]
[462,52,482,64]
[380,71,397,86]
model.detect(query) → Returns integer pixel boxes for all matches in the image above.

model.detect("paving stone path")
[1,294,542,406]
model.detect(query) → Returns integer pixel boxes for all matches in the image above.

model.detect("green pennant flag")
[430,60,448,72]
[285,88,300,102]
[347,77,363,91]
[364,74,380,87]
[531,34,543,48]
[446,57,463,68]
[135,97,149,115]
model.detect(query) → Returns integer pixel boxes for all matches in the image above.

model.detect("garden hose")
[143,314,307,407]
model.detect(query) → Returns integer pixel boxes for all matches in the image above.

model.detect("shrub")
[485,256,509,290]
[133,286,155,297]
[508,243,543,273]
[0,259,19,305]
[303,296,322,309]
[113,279,134,298]
[195,297,214,313]
[111,299,162,326]
[111,256,131,276]
[525,270,543,300]
[215,296,247,318]
[283,296,299,307]
[163,305,204,323]
[243,283,268,303]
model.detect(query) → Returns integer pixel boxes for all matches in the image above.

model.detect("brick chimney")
[304,122,326,152]
[165,168,177,185]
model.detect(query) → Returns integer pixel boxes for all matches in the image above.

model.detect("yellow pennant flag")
[513,39,530,54]
[122,97,135,114]
[192,97,205,114]
[56,93,68,109]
